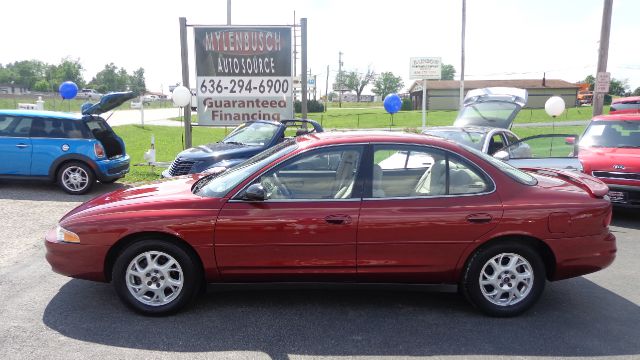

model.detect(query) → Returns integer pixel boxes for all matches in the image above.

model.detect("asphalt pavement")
[0,181,638,360]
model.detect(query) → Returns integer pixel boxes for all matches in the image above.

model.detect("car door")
[214,145,365,281]
[356,144,503,282]
[0,115,32,175]
[493,134,582,171]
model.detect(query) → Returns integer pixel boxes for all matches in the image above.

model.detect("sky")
[1,0,638,95]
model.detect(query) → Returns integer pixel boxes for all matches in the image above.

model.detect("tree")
[342,68,375,102]
[582,74,629,96]
[129,67,146,94]
[372,72,404,100]
[632,87,640,96]
[47,58,85,90]
[441,64,456,80]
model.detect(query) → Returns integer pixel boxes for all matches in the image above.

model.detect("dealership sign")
[409,57,442,80]
[194,27,293,125]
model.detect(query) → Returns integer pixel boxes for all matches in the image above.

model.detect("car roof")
[612,96,640,104]
[295,131,458,150]
[423,125,495,134]
[0,109,83,120]
[592,114,640,121]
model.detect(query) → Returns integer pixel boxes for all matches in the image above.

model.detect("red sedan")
[45,132,616,317]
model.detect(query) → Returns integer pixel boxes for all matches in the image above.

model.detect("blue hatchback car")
[0,92,135,194]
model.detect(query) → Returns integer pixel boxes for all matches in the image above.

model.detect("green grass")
[114,122,588,183]
[0,96,175,112]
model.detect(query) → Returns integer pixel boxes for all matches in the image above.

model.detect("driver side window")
[254,146,363,200]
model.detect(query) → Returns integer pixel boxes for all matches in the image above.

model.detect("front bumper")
[44,228,109,282]
[95,154,130,182]
[606,184,640,208]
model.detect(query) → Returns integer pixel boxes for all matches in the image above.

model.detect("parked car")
[578,113,640,207]
[76,88,103,100]
[609,96,640,115]
[46,131,615,317]
[162,119,323,177]
[0,92,135,194]
[423,87,582,171]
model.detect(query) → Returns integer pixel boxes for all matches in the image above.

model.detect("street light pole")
[459,0,466,108]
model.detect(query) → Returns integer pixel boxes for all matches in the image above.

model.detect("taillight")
[94,143,105,158]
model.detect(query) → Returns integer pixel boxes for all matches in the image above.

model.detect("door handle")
[15,143,29,148]
[325,214,352,225]
[466,214,492,224]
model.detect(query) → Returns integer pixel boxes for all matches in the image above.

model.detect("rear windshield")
[580,120,640,148]
[610,102,640,113]
[461,144,538,186]
[423,129,485,150]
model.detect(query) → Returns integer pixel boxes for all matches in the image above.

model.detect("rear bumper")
[548,231,617,281]
[44,228,109,282]
[95,154,130,181]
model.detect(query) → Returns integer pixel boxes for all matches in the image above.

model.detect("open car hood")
[453,87,528,129]
[81,91,137,115]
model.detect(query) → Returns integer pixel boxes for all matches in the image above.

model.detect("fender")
[48,153,98,180]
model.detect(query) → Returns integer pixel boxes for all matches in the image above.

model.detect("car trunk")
[84,117,124,158]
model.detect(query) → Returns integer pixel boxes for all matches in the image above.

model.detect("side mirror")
[243,183,266,201]
[493,150,510,161]
[565,137,575,145]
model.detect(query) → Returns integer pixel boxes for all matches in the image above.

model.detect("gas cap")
[61,144,70,152]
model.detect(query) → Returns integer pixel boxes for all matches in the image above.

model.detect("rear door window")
[0,116,31,137]
[29,117,85,139]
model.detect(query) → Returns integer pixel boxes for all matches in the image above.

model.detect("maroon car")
[45,132,616,317]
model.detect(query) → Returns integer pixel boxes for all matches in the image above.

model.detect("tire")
[57,161,95,195]
[461,241,546,317]
[112,239,202,316]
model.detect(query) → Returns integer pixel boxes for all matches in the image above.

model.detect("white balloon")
[545,96,565,117]
[172,86,191,107]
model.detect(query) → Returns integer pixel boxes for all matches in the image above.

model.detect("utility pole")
[227,0,231,25]
[338,51,343,108]
[293,11,297,79]
[459,0,466,108]
[179,17,192,148]
[593,0,613,117]
[301,18,308,119]
[325,65,329,112]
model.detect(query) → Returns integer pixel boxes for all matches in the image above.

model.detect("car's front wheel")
[461,241,546,317]
[57,162,95,195]
[112,239,202,316]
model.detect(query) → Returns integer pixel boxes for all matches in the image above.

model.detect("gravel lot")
[0,180,638,360]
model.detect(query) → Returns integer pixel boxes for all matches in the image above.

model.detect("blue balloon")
[383,93,402,114]
[59,81,78,100]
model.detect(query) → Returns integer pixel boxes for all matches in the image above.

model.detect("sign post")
[194,26,294,126]
[410,57,441,130]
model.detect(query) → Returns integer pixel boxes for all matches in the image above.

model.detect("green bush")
[604,94,612,105]
[294,100,325,113]
[401,98,413,111]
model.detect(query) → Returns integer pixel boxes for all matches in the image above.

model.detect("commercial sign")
[595,71,611,93]
[409,57,442,80]
[194,27,293,125]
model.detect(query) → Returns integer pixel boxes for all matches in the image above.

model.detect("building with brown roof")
[408,79,580,110]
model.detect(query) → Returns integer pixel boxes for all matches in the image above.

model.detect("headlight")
[56,225,80,243]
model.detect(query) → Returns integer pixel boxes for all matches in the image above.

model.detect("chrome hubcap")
[479,253,534,306]
[62,166,89,191]
[126,251,183,306]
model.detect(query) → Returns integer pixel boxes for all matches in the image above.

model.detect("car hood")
[81,91,137,115]
[175,142,264,161]
[453,87,528,129]
[579,146,640,173]
[60,175,223,223]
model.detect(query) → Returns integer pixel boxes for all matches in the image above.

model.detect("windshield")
[455,102,519,129]
[461,144,538,186]
[195,139,298,198]
[223,121,280,146]
[580,121,640,148]
[423,129,485,150]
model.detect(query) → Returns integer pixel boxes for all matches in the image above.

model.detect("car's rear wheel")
[112,239,201,316]
[461,241,546,317]
[57,162,95,195]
